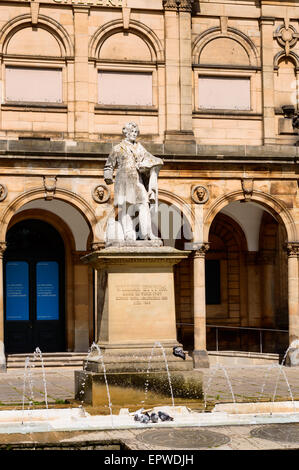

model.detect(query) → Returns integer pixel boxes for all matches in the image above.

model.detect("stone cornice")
[0,140,299,163]
[82,246,191,269]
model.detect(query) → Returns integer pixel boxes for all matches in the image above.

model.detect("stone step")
[6,352,87,368]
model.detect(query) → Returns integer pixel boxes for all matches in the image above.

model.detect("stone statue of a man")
[104,122,163,241]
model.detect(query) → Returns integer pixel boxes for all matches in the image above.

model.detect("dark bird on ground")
[158,411,174,422]
[173,346,186,360]
[134,408,145,421]
[150,412,159,423]
[139,413,150,424]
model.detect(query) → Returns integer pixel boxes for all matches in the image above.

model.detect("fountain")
[1,342,299,436]
[142,341,175,408]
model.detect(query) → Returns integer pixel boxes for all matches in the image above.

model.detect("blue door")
[4,219,65,353]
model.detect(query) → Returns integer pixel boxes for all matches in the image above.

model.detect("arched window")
[0,16,73,137]
[90,20,164,134]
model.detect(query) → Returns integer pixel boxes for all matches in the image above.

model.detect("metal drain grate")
[251,424,299,443]
[136,427,231,449]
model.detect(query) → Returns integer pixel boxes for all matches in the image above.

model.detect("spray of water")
[21,347,49,424]
[142,341,175,408]
[80,342,113,425]
[203,363,235,411]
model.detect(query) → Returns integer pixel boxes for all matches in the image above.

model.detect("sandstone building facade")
[0,0,298,368]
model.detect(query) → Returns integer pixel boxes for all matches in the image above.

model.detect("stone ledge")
[0,139,298,162]
[208,350,281,366]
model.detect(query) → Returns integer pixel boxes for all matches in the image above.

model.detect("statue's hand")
[148,190,156,204]
[105,178,113,185]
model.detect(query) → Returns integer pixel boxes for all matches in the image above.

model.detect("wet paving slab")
[1,425,299,450]
[1,365,299,450]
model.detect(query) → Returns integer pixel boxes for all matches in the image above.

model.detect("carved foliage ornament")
[0,242,7,258]
[285,243,299,257]
[193,243,210,258]
[163,0,193,11]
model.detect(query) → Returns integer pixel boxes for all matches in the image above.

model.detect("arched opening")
[4,219,65,353]
[2,193,96,353]
[206,200,289,354]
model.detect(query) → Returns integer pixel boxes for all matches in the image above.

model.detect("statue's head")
[122,122,139,142]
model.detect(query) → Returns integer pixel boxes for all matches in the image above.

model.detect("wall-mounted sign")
[36,262,59,321]
[5,261,29,321]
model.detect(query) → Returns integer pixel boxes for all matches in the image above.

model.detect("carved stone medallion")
[191,185,209,204]
[92,184,110,203]
[0,184,8,202]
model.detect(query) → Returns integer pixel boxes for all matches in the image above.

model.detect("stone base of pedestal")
[192,350,210,368]
[75,369,203,406]
[83,342,194,373]
[285,348,299,367]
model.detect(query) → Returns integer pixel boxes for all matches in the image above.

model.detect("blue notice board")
[36,262,59,321]
[6,261,29,321]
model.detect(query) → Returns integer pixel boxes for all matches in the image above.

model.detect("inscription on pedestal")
[115,285,169,306]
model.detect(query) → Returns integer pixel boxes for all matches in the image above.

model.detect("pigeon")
[134,408,145,421]
[139,413,150,424]
[150,412,159,423]
[173,346,186,360]
[134,409,151,424]
[158,411,174,422]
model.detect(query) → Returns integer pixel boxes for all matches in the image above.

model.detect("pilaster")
[73,6,90,140]
[260,16,276,145]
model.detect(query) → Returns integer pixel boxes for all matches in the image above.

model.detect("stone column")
[0,242,6,372]
[286,243,299,344]
[246,252,262,326]
[73,6,90,140]
[193,243,210,368]
[259,250,276,327]
[260,16,276,145]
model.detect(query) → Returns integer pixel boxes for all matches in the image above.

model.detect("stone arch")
[192,27,259,67]
[0,14,74,57]
[203,190,297,244]
[274,50,299,69]
[206,212,248,343]
[209,212,248,251]
[89,19,164,62]
[7,208,76,252]
[158,189,194,243]
[0,188,99,246]
[274,54,298,108]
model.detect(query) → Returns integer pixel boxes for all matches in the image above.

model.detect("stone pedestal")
[75,243,203,405]
[81,243,192,371]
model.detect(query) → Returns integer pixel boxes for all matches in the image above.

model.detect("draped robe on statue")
[104,140,163,211]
